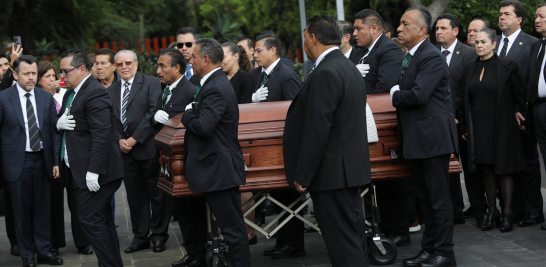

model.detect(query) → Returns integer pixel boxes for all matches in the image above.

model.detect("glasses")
[177,42,195,48]
[59,66,81,76]
[253,48,266,55]
[116,60,136,67]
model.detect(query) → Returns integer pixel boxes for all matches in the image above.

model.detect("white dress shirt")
[261,58,281,75]
[165,75,185,104]
[200,67,222,86]
[63,74,92,167]
[497,29,521,56]
[314,47,340,68]
[359,33,383,63]
[440,39,458,66]
[17,84,43,152]
[344,47,353,59]
[120,76,135,119]
[537,38,546,98]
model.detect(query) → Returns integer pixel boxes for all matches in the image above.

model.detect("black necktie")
[500,38,509,57]
[25,93,42,151]
[442,50,450,58]
[122,82,131,136]
[530,39,546,103]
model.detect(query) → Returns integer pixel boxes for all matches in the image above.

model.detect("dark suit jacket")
[249,60,301,101]
[524,38,545,132]
[189,75,201,86]
[361,34,405,94]
[181,69,245,193]
[107,73,161,162]
[437,40,478,116]
[54,76,124,189]
[229,70,254,104]
[393,39,458,159]
[348,47,366,65]
[494,31,538,87]
[0,85,60,181]
[283,49,371,192]
[302,60,312,81]
[0,69,15,91]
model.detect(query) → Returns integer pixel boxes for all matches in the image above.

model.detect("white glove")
[86,172,100,192]
[56,108,76,130]
[356,64,370,77]
[252,86,269,103]
[154,110,169,124]
[390,85,400,99]
[185,103,193,111]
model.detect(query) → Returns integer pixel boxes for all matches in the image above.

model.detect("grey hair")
[114,50,138,62]
[195,38,224,64]
[406,7,432,35]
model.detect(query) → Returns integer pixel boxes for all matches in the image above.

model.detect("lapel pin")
[519,42,523,45]
[456,51,460,54]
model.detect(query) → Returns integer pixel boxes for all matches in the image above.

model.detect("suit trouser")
[352,187,370,267]
[50,178,66,249]
[311,187,367,267]
[3,183,17,246]
[65,181,91,248]
[7,151,51,259]
[123,153,169,244]
[412,154,454,257]
[205,187,251,267]
[459,138,487,217]
[376,179,410,236]
[176,196,208,259]
[449,173,465,219]
[271,189,304,249]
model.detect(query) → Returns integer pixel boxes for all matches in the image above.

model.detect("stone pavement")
[1,181,546,267]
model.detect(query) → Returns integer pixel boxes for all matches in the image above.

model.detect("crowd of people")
[1,0,546,267]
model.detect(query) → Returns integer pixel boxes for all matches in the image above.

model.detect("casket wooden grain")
[156,93,462,197]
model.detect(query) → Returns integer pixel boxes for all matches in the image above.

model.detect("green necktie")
[162,86,171,109]
[402,53,412,70]
[260,72,269,87]
[194,85,202,100]
[359,49,370,64]
[60,90,75,161]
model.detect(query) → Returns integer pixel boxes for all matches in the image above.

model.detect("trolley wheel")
[206,247,214,267]
[211,255,221,267]
[369,238,397,265]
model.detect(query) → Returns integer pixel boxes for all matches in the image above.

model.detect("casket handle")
[389,148,397,162]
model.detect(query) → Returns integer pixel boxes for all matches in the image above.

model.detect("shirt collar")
[17,83,35,97]
[200,67,221,86]
[502,28,521,43]
[262,58,281,75]
[167,75,184,90]
[441,39,458,54]
[408,39,427,56]
[315,47,340,68]
[343,47,353,59]
[121,76,135,89]
[74,74,92,94]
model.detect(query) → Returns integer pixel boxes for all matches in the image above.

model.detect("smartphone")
[13,36,22,50]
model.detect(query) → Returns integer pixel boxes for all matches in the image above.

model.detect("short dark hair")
[500,0,526,24]
[13,55,38,73]
[255,30,276,41]
[406,7,432,35]
[176,26,198,41]
[0,53,7,61]
[306,14,342,46]
[159,48,187,74]
[477,28,497,44]
[383,21,394,36]
[95,48,116,65]
[437,13,459,30]
[256,33,283,58]
[354,9,384,31]
[60,48,91,72]
[195,38,224,64]
[471,18,491,29]
[237,37,254,50]
[538,2,546,8]
[337,20,355,46]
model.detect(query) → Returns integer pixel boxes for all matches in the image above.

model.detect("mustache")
[158,75,164,79]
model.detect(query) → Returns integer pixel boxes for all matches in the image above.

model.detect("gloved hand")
[252,86,269,103]
[86,172,100,192]
[356,64,370,77]
[185,103,193,111]
[154,110,169,124]
[57,108,76,130]
[390,85,400,99]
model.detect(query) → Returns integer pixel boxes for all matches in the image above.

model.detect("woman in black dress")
[221,42,255,104]
[458,28,526,233]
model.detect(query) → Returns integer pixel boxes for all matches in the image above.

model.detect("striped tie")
[25,93,42,151]
[122,82,131,136]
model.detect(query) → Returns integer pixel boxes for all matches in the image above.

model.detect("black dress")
[228,70,255,104]
[468,56,497,164]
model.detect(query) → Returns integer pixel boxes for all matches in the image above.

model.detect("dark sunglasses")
[177,42,195,48]
[115,60,136,68]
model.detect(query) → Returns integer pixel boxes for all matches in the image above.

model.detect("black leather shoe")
[517,213,545,227]
[474,213,486,228]
[481,209,500,231]
[389,235,410,246]
[23,258,35,267]
[403,250,433,267]
[50,248,59,257]
[172,255,195,267]
[124,242,150,253]
[37,254,63,265]
[512,212,526,223]
[77,246,93,255]
[271,245,306,259]
[263,244,282,256]
[11,245,20,256]
[185,258,207,267]
[541,224,546,230]
[249,235,257,245]
[421,255,457,267]
[153,241,166,252]
[500,213,514,232]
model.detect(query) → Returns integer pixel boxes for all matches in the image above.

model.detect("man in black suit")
[106,50,169,253]
[284,14,370,267]
[250,33,301,103]
[467,18,491,49]
[394,8,458,267]
[435,13,483,226]
[338,20,366,64]
[182,38,251,267]
[0,55,63,267]
[353,9,405,94]
[494,0,543,227]
[176,26,201,86]
[56,48,125,267]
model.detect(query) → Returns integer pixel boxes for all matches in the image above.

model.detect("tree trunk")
[407,0,452,24]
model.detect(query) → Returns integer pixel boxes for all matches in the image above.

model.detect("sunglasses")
[177,42,195,48]
[116,60,136,67]
[59,65,81,76]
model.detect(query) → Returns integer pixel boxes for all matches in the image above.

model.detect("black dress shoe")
[23,258,35,267]
[77,246,93,255]
[153,241,166,252]
[541,224,546,230]
[172,255,195,267]
[512,212,527,223]
[11,245,20,256]
[271,245,306,259]
[37,254,63,265]
[474,213,486,228]
[403,250,433,267]
[389,235,410,246]
[500,213,514,232]
[421,255,457,267]
[517,213,545,227]
[124,242,150,253]
[249,235,257,245]
[50,248,59,257]
[186,258,207,267]
[263,244,282,256]
[481,209,500,231]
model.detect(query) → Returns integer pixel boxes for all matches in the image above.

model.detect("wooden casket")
[156,93,462,197]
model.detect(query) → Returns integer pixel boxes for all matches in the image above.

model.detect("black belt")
[534,98,546,105]
[25,150,43,154]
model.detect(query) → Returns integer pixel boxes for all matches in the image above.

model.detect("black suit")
[494,31,542,216]
[189,74,201,86]
[348,46,366,65]
[229,70,254,104]
[0,68,14,91]
[249,60,301,101]
[284,49,370,266]
[360,34,405,94]
[108,73,169,246]
[393,39,458,257]
[182,68,250,267]
[54,76,124,267]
